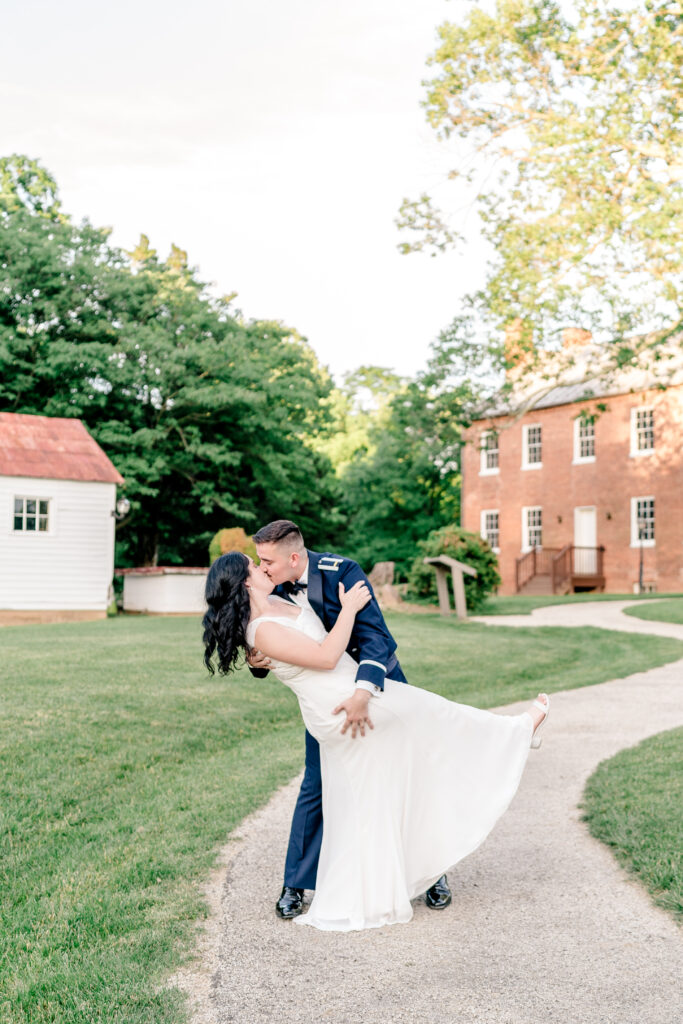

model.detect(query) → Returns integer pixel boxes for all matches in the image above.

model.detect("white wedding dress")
[247,606,534,932]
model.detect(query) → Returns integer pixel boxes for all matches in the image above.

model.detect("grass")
[384,613,683,707]
[623,598,683,625]
[582,728,683,921]
[2,613,683,1023]
[477,592,683,616]
[1,616,304,1024]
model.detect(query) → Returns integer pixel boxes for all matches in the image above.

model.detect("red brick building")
[462,345,683,596]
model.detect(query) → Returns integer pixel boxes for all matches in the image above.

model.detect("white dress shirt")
[287,561,313,613]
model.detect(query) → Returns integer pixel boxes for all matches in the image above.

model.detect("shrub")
[209,527,257,564]
[407,525,501,613]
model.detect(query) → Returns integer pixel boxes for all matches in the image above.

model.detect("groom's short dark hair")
[253,519,305,549]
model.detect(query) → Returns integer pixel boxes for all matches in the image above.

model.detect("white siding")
[0,476,117,610]
[123,572,208,614]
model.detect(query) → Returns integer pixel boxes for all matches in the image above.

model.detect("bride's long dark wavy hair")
[202,551,253,675]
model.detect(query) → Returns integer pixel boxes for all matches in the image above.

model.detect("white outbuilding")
[0,412,124,623]
[119,566,209,614]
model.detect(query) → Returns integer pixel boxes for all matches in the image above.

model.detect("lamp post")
[637,516,646,594]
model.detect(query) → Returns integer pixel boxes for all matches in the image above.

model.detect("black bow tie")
[284,580,307,595]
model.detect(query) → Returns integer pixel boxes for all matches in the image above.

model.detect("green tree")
[337,355,474,576]
[313,365,405,475]
[0,155,339,565]
[0,154,62,217]
[399,0,683,371]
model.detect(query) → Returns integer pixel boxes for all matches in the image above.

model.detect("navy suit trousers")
[284,729,323,889]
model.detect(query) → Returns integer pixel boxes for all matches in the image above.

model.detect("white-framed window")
[630,496,655,548]
[522,424,542,469]
[479,431,499,474]
[13,497,50,533]
[632,581,657,594]
[522,506,542,551]
[630,407,654,456]
[480,509,500,552]
[573,417,595,463]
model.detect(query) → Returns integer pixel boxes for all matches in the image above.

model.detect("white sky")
[2,0,490,382]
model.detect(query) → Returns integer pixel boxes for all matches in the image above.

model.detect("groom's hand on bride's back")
[332,690,374,739]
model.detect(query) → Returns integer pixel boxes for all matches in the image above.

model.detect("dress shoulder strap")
[250,614,297,627]
[247,614,300,644]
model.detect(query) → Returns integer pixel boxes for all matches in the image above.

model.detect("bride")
[202,551,550,932]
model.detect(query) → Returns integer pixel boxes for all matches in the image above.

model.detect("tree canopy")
[0,154,483,575]
[0,155,339,565]
[331,355,474,576]
[399,0,683,370]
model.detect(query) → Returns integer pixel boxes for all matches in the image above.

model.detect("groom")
[248,519,452,918]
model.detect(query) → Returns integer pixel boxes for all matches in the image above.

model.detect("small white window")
[522,506,542,551]
[479,431,499,474]
[630,497,655,547]
[630,407,654,456]
[13,497,50,533]
[480,509,500,551]
[573,417,595,463]
[522,424,542,468]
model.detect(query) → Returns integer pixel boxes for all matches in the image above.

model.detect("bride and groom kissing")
[202,519,550,932]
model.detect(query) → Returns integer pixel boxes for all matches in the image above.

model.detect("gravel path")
[471,598,683,640]
[170,602,683,1024]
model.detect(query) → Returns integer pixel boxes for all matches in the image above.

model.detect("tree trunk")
[140,530,160,567]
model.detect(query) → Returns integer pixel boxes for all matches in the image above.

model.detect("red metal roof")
[0,413,124,484]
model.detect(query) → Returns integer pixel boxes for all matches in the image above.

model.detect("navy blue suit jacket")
[251,549,406,690]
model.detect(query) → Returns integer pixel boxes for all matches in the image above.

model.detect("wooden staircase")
[518,574,555,595]
[515,546,605,595]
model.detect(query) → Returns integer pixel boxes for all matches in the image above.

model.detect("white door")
[574,507,597,573]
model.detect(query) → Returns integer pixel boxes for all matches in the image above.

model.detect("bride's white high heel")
[530,693,550,749]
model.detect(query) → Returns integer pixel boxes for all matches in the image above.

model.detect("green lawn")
[384,612,683,707]
[623,598,683,625]
[582,727,683,921]
[2,614,683,1024]
[478,592,683,616]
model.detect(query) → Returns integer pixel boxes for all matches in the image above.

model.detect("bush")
[209,527,257,564]
[407,525,501,613]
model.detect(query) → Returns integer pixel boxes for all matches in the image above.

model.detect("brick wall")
[462,386,683,595]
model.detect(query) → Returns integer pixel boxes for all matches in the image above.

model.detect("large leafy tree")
[335,356,472,576]
[0,155,338,565]
[313,365,405,475]
[399,0,683,372]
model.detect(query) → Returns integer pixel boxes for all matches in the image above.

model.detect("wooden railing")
[551,545,572,594]
[516,545,605,593]
[533,547,561,574]
[515,547,560,591]
[515,548,536,592]
[573,545,605,577]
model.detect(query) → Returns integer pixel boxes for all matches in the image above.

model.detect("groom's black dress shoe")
[275,886,305,918]
[425,875,452,910]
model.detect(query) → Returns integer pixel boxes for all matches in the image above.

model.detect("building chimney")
[504,318,535,374]
[562,327,592,349]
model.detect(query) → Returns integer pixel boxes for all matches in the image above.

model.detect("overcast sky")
[2,0,490,382]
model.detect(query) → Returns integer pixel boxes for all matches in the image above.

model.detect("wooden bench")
[423,556,478,619]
